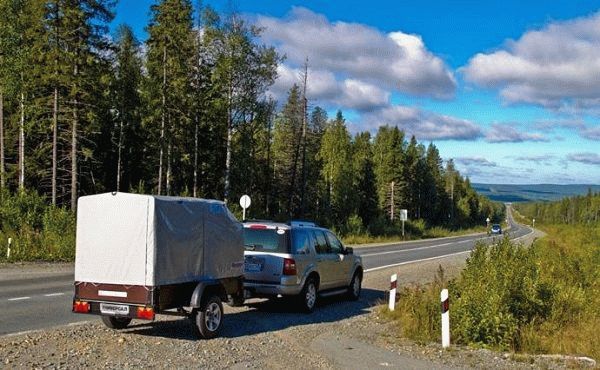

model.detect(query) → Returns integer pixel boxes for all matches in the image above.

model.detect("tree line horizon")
[0,0,503,234]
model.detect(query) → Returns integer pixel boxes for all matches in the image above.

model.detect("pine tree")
[352,132,378,227]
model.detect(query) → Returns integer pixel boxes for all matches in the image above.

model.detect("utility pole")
[390,181,395,221]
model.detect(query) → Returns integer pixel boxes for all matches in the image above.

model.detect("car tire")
[298,277,318,313]
[191,295,223,339]
[347,272,362,301]
[101,315,132,329]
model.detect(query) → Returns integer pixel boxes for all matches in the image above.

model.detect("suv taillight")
[283,258,297,275]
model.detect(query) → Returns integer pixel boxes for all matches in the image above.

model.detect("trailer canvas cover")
[75,193,244,286]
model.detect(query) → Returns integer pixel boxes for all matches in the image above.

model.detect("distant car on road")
[242,220,363,313]
[491,224,502,235]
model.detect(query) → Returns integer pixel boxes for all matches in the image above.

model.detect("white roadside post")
[239,195,251,221]
[6,237,12,259]
[441,288,450,348]
[389,274,397,311]
[532,218,535,229]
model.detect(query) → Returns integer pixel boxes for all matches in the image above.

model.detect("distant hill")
[472,183,600,202]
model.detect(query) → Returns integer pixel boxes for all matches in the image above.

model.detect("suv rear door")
[243,226,289,284]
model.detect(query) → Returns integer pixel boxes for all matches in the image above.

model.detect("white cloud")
[463,12,600,110]
[485,123,549,143]
[361,106,483,141]
[257,7,456,101]
[567,152,600,165]
[455,157,498,167]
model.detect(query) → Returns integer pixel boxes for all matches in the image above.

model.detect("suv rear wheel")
[298,277,317,313]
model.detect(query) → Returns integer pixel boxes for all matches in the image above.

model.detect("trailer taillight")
[137,306,155,320]
[73,300,90,313]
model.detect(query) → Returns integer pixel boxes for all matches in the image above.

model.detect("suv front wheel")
[347,271,362,301]
[298,277,318,313]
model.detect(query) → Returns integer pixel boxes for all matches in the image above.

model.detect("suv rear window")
[243,228,290,253]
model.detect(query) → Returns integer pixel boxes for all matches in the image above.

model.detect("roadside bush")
[384,225,599,360]
[0,190,75,262]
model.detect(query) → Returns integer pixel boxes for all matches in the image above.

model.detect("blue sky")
[113,1,600,185]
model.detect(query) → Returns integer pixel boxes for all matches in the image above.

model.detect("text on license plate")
[100,303,130,315]
[245,262,262,272]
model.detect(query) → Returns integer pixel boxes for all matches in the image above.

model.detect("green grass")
[342,225,487,245]
[382,225,599,360]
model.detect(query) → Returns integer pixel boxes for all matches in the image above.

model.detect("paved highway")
[0,206,532,336]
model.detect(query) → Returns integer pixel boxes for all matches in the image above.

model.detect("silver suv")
[242,221,363,312]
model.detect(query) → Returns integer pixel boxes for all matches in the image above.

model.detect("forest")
[0,0,503,259]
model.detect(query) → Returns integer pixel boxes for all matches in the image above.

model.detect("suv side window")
[325,231,343,254]
[313,230,330,254]
[291,229,311,254]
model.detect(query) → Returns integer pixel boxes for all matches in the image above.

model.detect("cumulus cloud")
[567,152,600,165]
[257,7,456,100]
[485,123,549,143]
[534,119,586,132]
[581,126,600,140]
[455,157,498,167]
[512,154,555,166]
[463,12,600,110]
[361,106,483,141]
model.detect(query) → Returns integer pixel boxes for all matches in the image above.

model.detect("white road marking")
[44,292,65,297]
[361,240,467,257]
[364,250,472,273]
[8,296,31,301]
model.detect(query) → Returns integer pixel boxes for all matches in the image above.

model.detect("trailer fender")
[189,280,223,308]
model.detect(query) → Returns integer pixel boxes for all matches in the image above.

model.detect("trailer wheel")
[101,315,132,329]
[191,295,223,339]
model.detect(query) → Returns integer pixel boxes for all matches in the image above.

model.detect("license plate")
[100,303,130,315]
[245,262,262,272]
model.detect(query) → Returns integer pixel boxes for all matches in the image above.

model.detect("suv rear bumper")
[243,280,303,296]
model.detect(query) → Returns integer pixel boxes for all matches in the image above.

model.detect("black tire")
[298,277,318,313]
[347,271,362,301]
[101,315,132,329]
[191,295,223,339]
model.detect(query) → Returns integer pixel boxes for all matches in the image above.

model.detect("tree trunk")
[116,119,123,192]
[52,87,58,205]
[223,78,232,204]
[166,142,171,195]
[193,117,198,197]
[19,92,25,190]
[71,65,79,212]
[299,60,309,217]
[158,45,167,195]
[0,89,4,190]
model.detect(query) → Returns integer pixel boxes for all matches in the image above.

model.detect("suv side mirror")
[345,247,354,255]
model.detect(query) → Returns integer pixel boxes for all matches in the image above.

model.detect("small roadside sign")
[239,195,251,221]
[399,209,408,221]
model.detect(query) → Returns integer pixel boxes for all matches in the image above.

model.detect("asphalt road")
[0,206,532,336]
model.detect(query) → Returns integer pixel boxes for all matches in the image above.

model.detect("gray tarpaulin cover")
[74,192,244,286]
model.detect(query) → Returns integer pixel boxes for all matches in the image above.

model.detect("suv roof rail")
[288,220,317,228]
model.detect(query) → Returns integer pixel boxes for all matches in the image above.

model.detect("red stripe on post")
[390,280,397,290]
[441,298,449,313]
